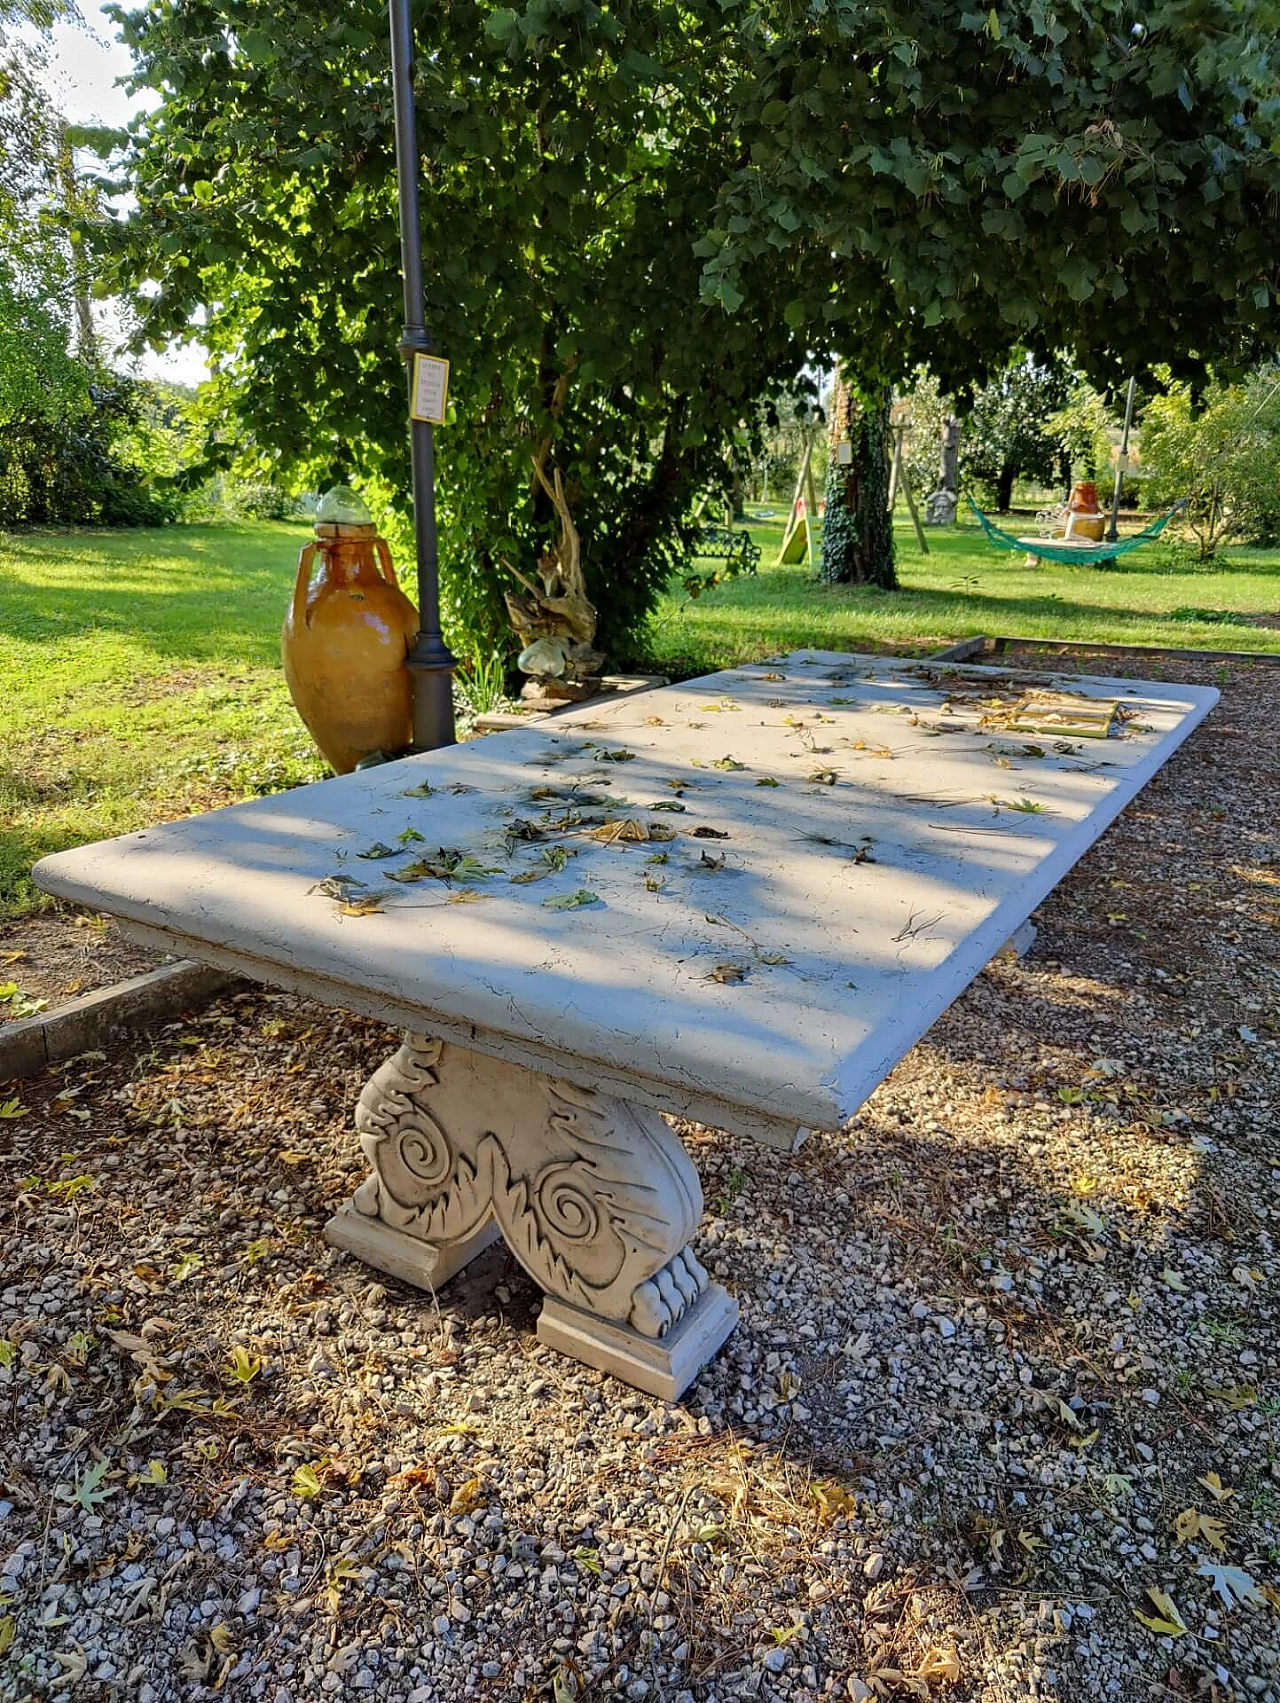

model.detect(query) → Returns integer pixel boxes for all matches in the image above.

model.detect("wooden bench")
[33,651,1215,1398]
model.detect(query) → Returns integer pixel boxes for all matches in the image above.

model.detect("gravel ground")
[1,650,1277,1703]
[0,913,163,1023]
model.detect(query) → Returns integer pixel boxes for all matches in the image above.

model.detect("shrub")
[1141,370,1280,559]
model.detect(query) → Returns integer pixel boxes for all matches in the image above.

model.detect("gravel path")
[1,651,1277,1703]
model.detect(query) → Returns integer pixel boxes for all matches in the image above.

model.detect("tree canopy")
[99,0,1280,644]
[703,0,1280,393]
[102,0,814,654]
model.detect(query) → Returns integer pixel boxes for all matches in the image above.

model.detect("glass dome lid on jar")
[315,485,374,529]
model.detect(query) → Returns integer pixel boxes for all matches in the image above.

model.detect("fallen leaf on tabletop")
[708,962,748,984]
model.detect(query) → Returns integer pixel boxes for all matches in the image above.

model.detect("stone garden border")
[0,961,241,1081]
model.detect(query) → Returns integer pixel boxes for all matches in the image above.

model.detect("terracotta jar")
[281,490,419,774]
[1068,480,1102,514]
[1065,480,1105,542]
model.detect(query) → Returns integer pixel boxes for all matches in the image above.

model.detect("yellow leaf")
[227,1345,262,1384]
[1206,1384,1258,1411]
[1198,1472,1235,1503]
[449,1475,484,1515]
[1172,1508,1200,1546]
[811,1480,856,1524]
[916,1646,961,1685]
[0,1616,13,1656]
[1260,1583,1280,1615]
[338,900,384,916]
[208,1623,235,1655]
[1199,1514,1228,1554]
[277,1150,310,1165]
[291,1463,323,1500]
[1134,1588,1187,1637]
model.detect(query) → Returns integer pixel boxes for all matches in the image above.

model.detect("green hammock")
[967,496,1187,566]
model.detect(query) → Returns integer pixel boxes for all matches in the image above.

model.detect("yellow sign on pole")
[410,353,450,424]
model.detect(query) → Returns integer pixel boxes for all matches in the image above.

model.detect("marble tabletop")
[33,651,1216,1147]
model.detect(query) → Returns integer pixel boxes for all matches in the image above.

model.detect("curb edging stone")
[1,960,242,1082]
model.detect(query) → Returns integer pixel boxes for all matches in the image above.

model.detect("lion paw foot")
[628,1247,709,1338]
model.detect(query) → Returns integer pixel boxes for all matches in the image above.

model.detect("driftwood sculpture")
[504,460,604,700]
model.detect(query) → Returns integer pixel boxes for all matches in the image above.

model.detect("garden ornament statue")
[281,486,420,773]
[504,461,605,703]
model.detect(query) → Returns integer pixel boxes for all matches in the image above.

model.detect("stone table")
[34,651,1216,1397]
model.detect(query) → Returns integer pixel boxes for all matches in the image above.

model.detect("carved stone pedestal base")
[538,1288,738,1403]
[323,1034,736,1399]
[325,1207,501,1292]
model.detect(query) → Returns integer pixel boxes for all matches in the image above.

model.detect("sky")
[40,0,210,386]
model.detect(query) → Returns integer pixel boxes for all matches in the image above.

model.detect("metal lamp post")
[1106,375,1138,544]
[388,0,457,750]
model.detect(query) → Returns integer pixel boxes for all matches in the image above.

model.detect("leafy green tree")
[701,0,1280,584]
[102,0,812,659]
[1141,370,1280,558]
[1043,380,1122,493]
[101,0,1280,620]
[959,352,1072,512]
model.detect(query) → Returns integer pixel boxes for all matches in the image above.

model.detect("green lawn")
[0,521,323,914]
[3,512,1279,915]
[645,508,1280,675]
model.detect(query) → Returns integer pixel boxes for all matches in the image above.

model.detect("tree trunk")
[996,462,1016,513]
[820,374,897,589]
[940,414,960,493]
